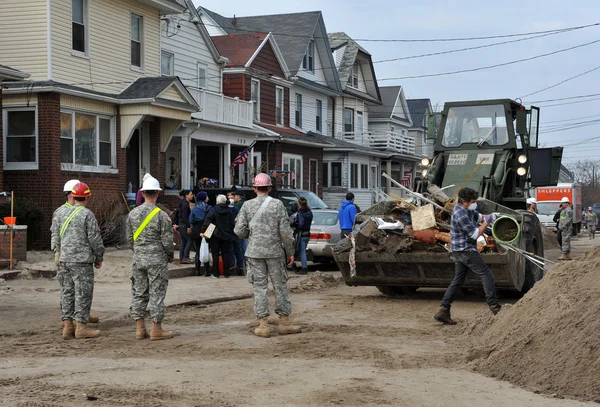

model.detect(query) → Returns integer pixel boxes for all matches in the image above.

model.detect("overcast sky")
[192,1,600,163]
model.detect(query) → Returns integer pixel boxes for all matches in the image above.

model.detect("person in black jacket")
[201,194,236,278]
[177,189,194,264]
[291,197,313,275]
[553,204,563,245]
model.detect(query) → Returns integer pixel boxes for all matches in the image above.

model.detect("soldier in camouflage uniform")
[234,173,302,338]
[585,207,598,240]
[558,197,573,260]
[52,179,100,328]
[54,182,104,339]
[126,175,174,341]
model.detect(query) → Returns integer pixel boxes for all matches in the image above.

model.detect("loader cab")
[424,99,562,210]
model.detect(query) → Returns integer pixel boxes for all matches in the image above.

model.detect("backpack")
[170,207,180,225]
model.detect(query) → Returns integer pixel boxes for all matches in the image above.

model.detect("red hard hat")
[72,182,91,198]
[253,173,272,187]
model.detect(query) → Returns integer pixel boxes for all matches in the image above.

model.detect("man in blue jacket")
[338,192,358,239]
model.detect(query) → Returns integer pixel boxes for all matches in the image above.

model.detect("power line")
[527,92,600,104]
[519,64,600,99]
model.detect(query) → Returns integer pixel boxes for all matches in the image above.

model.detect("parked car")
[306,209,341,263]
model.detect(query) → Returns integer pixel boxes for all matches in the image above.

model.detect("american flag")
[230,141,256,168]
[400,168,413,187]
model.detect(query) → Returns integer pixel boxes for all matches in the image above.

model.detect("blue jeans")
[233,237,245,270]
[441,251,500,310]
[299,236,310,269]
[178,225,192,260]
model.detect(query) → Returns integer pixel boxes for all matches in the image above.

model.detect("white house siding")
[199,13,227,36]
[393,98,410,122]
[332,97,368,138]
[356,63,367,94]
[0,0,48,80]
[290,86,329,135]
[410,129,434,158]
[322,152,378,209]
[296,36,328,86]
[333,45,346,68]
[161,19,221,93]
[50,0,161,94]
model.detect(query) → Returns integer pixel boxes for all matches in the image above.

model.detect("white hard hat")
[561,197,570,203]
[63,179,80,193]
[526,198,537,204]
[589,207,592,210]
[140,176,162,191]
[142,173,151,182]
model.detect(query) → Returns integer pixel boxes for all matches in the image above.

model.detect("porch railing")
[337,131,416,155]
[188,87,254,128]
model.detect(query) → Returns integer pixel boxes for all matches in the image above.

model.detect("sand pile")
[541,225,560,250]
[468,245,600,402]
[288,272,343,293]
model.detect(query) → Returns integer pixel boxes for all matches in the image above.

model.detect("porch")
[188,87,254,129]
[336,131,416,155]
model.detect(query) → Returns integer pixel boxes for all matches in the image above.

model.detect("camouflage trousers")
[58,263,94,324]
[560,227,572,253]
[247,258,291,319]
[130,262,169,323]
[588,224,596,239]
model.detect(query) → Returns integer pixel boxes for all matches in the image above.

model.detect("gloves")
[484,213,502,224]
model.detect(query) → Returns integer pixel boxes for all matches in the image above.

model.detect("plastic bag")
[199,238,210,263]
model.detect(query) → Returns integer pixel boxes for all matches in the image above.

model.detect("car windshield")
[297,191,329,209]
[312,212,338,226]
[536,202,560,216]
[442,105,511,147]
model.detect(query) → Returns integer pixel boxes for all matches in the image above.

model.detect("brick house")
[0,0,199,248]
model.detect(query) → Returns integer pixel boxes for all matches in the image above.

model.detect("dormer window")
[303,40,314,72]
[347,61,359,88]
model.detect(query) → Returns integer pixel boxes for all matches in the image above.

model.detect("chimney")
[232,14,237,27]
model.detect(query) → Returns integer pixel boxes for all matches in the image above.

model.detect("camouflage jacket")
[234,195,293,259]
[558,206,573,231]
[585,212,598,227]
[56,204,105,264]
[50,202,72,252]
[126,203,174,265]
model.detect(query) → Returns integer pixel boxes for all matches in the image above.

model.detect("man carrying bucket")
[434,187,502,325]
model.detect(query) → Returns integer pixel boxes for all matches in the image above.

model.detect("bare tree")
[566,159,600,206]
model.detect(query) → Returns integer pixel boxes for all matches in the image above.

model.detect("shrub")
[0,197,45,249]
[87,193,129,246]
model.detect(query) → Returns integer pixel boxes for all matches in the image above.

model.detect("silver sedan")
[306,210,341,263]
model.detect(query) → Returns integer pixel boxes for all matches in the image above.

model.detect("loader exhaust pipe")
[492,216,521,244]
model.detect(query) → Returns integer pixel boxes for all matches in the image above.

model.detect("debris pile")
[288,272,343,293]
[468,245,600,402]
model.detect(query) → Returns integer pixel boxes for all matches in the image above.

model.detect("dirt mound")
[468,245,600,402]
[541,225,560,250]
[288,272,343,293]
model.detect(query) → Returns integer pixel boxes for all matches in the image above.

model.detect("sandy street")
[0,234,598,406]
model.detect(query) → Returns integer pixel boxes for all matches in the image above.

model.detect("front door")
[126,130,140,191]
[309,159,318,194]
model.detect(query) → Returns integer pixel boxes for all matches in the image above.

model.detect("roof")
[0,64,30,80]
[311,133,389,157]
[369,86,411,124]
[257,123,332,147]
[211,33,268,67]
[406,99,432,129]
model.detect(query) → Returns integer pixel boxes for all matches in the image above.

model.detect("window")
[60,111,114,168]
[282,153,302,189]
[343,108,354,135]
[197,63,207,89]
[350,163,358,188]
[3,108,37,169]
[295,93,303,128]
[361,164,369,189]
[251,79,260,121]
[72,0,87,54]
[131,13,143,69]
[348,61,359,88]
[303,40,314,72]
[161,51,174,76]
[316,99,322,133]
[275,86,284,126]
[331,162,342,187]
[322,162,328,187]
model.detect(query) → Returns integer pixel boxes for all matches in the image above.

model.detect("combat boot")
[557,253,567,260]
[150,322,173,341]
[253,317,270,338]
[278,315,301,335]
[88,314,99,323]
[135,319,147,340]
[62,320,75,340]
[75,323,101,339]
[564,252,572,260]
[434,307,457,325]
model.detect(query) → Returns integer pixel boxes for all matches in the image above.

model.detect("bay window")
[60,111,115,169]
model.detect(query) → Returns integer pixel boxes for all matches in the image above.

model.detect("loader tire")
[376,286,416,296]
[518,210,544,294]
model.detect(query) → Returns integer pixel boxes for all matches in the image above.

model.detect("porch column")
[181,132,191,190]
[401,162,406,197]
[223,143,231,188]
[385,160,392,193]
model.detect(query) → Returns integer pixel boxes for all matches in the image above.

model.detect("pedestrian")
[291,197,313,275]
[177,189,194,264]
[136,173,151,206]
[234,173,301,338]
[434,187,502,325]
[557,197,574,260]
[233,191,246,209]
[126,175,175,340]
[190,191,211,276]
[526,197,537,214]
[227,197,246,276]
[585,207,598,240]
[54,182,105,340]
[52,179,101,328]
[201,194,237,278]
[338,192,358,239]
